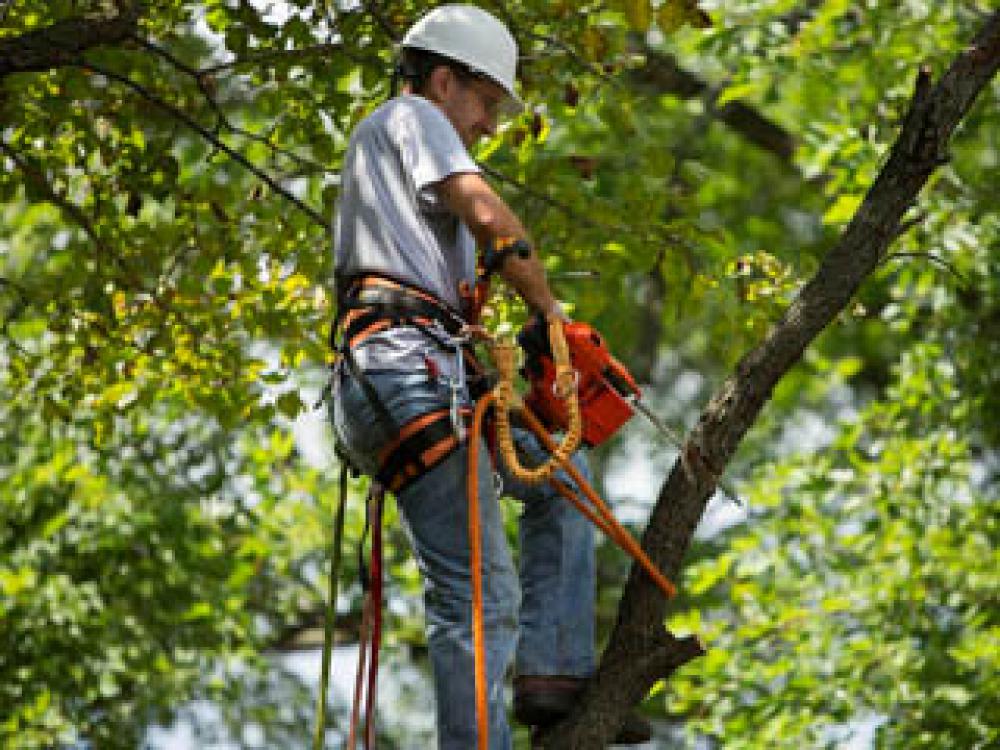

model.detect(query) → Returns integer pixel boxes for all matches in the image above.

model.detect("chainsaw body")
[519,317,639,447]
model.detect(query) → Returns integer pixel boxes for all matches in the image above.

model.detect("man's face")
[437,70,505,149]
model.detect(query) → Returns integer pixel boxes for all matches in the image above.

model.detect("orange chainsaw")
[518,315,682,448]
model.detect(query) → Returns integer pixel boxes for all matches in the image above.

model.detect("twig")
[364,1,401,43]
[479,162,689,252]
[890,212,926,242]
[478,163,600,226]
[0,139,143,287]
[231,124,335,175]
[881,251,971,288]
[135,36,335,175]
[198,42,347,75]
[81,62,328,228]
[0,141,108,252]
[131,35,227,131]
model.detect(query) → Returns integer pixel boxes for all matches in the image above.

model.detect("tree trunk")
[0,4,140,80]
[541,11,1000,748]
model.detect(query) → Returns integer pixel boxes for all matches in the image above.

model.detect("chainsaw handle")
[492,315,582,485]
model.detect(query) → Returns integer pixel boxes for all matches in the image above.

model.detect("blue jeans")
[331,365,596,750]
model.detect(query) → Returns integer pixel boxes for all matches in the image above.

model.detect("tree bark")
[542,11,1000,748]
[0,3,139,80]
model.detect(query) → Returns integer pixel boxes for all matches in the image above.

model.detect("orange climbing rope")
[467,393,493,750]
[464,317,677,749]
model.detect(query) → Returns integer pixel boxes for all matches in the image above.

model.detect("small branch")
[630,48,797,166]
[131,35,224,128]
[198,42,350,76]
[136,36,335,175]
[229,124,336,175]
[636,631,707,681]
[479,162,606,229]
[0,139,143,287]
[890,211,927,242]
[523,30,620,85]
[81,63,328,228]
[479,162,688,252]
[881,251,971,288]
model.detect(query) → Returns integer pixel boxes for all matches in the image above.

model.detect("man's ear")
[425,65,453,104]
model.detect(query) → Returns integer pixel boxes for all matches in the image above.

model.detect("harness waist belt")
[333,275,466,350]
[332,274,486,493]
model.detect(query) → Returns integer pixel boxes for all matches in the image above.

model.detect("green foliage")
[667,344,1000,748]
[1,0,997,748]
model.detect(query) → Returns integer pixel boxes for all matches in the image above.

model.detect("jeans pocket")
[330,367,451,476]
[330,370,392,475]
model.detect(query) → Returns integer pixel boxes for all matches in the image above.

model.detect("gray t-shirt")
[333,95,480,373]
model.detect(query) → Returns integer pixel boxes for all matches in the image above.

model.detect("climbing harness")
[317,242,682,749]
[331,273,488,495]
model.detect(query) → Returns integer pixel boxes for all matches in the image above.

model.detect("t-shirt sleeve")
[393,99,480,201]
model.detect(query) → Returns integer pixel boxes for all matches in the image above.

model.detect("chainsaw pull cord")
[312,465,349,750]
[493,315,582,484]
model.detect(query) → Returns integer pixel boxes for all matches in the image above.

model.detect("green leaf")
[823,194,864,225]
[182,602,214,621]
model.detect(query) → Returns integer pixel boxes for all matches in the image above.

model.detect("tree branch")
[198,42,353,76]
[479,162,691,260]
[542,11,1000,748]
[0,140,109,254]
[81,63,328,228]
[0,3,140,80]
[628,0,823,167]
[0,138,144,288]
[882,251,971,288]
[630,48,797,165]
[136,36,336,176]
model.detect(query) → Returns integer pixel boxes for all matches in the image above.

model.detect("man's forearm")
[437,172,563,318]
[499,251,563,318]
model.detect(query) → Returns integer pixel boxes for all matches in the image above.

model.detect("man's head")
[398,5,521,147]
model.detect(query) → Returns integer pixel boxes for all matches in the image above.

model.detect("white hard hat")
[401,4,523,112]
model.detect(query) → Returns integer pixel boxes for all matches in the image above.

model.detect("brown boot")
[513,675,653,745]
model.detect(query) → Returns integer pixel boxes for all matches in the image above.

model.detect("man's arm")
[436,172,564,319]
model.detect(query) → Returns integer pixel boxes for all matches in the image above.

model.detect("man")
[329,5,650,747]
